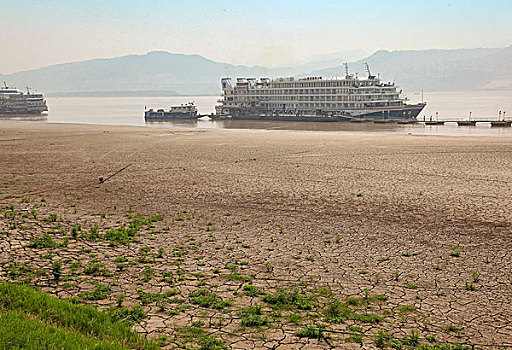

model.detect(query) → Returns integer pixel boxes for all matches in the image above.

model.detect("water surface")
[6,91,512,136]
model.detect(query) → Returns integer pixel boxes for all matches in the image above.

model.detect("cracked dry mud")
[0,122,511,349]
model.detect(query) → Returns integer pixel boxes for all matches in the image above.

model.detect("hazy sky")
[1,0,511,73]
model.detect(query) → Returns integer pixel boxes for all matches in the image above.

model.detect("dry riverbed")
[0,121,511,349]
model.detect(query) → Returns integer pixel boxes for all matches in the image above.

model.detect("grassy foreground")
[0,282,157,350]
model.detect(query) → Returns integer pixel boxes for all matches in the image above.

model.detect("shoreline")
[2,118,512,139]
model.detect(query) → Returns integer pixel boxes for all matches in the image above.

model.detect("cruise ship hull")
[351,103,426,119]
[211,115,350,122]
[214,104,426,122]
[0,108,47,116]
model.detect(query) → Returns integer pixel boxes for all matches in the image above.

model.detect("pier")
[418,111,511,127]
[421,119,511,127]
[345,111,512,127]
[354,117,511,127]
[420,119,511,127]
[393,119,510,127]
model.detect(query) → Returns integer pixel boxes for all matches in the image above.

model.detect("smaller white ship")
[0,82,48,115]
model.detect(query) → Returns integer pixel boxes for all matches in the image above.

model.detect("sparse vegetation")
[295,324,329,339]
[324,296,385,324]
[0,149,506,350]
[79,285,112,301]
[189,289,232,310]
[262,288,315,310]
[243,285,265,297]
[450,250,461,257]
[27,233,57,248]
[83,262,112,276]
[0,282,156,349]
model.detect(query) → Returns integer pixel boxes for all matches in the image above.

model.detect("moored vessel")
[0,83,48,115]
[144,102,198,120]
[215,63,426,121]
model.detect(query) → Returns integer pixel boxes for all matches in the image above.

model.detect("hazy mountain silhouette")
[310,46,512,92]
[1,47,510,96]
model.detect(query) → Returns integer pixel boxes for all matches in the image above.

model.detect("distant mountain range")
[1,46,510,96]
[310,46,512,92]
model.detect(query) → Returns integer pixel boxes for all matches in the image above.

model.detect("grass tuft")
[0,282,156,349]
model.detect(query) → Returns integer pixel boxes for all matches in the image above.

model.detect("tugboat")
[144,102,198,120]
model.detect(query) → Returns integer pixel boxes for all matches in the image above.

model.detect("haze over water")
[37,91,512,137]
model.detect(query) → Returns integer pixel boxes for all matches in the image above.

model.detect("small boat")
[144,102,198,120]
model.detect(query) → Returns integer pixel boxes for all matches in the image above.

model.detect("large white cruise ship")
[0,83,48,115]
[215,63,425,121]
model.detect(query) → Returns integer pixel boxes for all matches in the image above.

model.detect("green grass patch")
[0,311,129,349]
[295,324,329,339]
[374,328,470,350]
[324,298,383,324]
[243,285,265,297]
[27,233,57,248]
[137,289,177,305]
[237,304,269,327]
[0,282,156,349]
[83,262,112,276]
[219,273,252,282]
[189,289,232,310]
[262,288,315,310]
[78,284,112,301]
[176,326,226,350]
[104,215,163,246]
[346,294,388,306]
[105,305,147,325]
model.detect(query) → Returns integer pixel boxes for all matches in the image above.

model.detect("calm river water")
[5,91,512,136]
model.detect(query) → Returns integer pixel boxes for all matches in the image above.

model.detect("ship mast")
[364,62,376,79]
[343,63,349,78]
